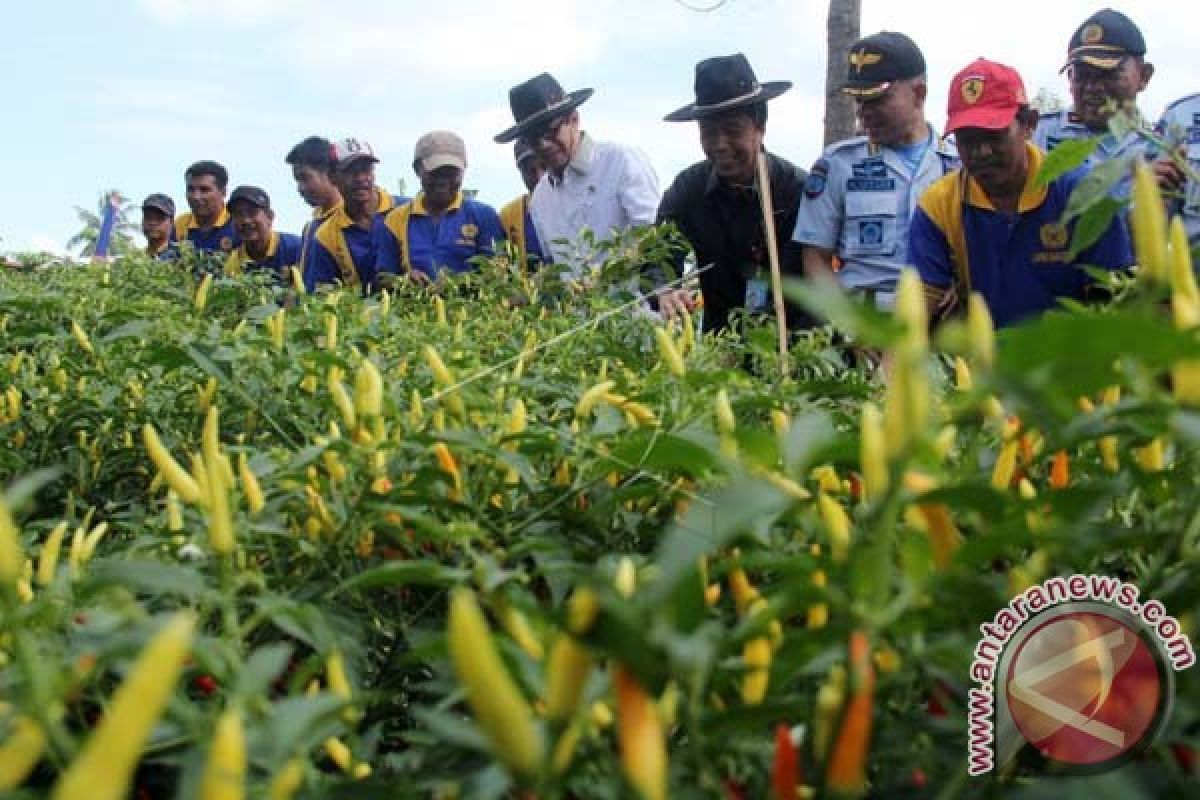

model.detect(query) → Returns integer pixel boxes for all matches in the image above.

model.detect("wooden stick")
[755,150,789,373]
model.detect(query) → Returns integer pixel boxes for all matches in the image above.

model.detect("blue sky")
[3,0,1198,255]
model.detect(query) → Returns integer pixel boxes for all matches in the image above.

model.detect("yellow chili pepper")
[206,457,235,556]
[904,472,963,570]
[323,737,354,773]
[289,266,305,294]
[194,273,213,310]
[1131,161,1168,284]
[0,714,46,791]
[197,377,218,413]
[198,708,245,800]
[714,389,736,436]
[575,380,616,420]
[354,358,384,418]
[614,557,637,598]
[817,492,851,562]
[70,320,94,355]
[36,521,68,586]
[808,570,829,630]
[324,312,338,351]
[615,666,667,800]
[496,601,545,661]
[329,377,357,430]
[238,455,265,515]
[742,636,772,706]
[143,425,203,505]
[432,442,462,501]
[953,355,972,391]
[446,589,544,778]
[654,326,686,377]
[1135,437,1166,472]
[966,293,995,369]
[859,401,887,502]
[544,635,592,722]
[0,493,24,588]
[991,439,1019,490]
[267,758,305,800]
[52,614,195,800]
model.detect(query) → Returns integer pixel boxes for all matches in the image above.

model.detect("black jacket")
[655,152,806,333]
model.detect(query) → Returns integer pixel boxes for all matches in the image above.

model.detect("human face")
[335,159,377,214]
[185,174,224,223]
[698,111,764,184]
[418,165,463,213]
[855,79,926,146]
[521,111,578,174]
[141,208,171,244]
[292,164,339,210]
[230,201,273,250]
[518,155,545,194]
[956,119,1031,200]
[1067,57,1153,131]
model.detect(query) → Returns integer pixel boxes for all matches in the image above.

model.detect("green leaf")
[84,560,207,598]
[234,643,293,700]
[333,562,471,595]
[1035,137,1099,187]
[1068,198,1125,258]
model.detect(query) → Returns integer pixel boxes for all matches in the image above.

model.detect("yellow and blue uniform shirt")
[793,130,958,295]
[376,192,506,279]
[1033,108,1153,199]
[173,208,240,254]
[908,143,1133,328]
[298,205,339,277]
[499,194,545,269]
[1154,93,1200,246]
[304,189,403,292]
[224,231,303,281]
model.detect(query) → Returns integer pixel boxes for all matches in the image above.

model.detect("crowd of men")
[138,8,1199,334]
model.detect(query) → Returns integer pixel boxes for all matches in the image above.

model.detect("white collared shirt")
[529,132,661,275]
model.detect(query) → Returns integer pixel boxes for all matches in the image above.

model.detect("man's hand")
[656,288,697,320]
[1152,156,1187,194]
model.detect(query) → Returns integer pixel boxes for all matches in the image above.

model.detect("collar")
[964,142,1048,213]
[185,207,231,231]
[329,187,393,228]
[411,191,464,216]
[549,132,596,186]
[242,231,279,262]
[314,203,339,220]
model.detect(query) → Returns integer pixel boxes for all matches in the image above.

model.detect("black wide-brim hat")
[494,73,594,144]
[664,53,791,122]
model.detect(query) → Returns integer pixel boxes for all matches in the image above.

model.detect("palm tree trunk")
[824,0,862,146]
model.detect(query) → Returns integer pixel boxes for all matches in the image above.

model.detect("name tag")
[852,160,888,178]
[1188,128,1200,145]
[744,277,770,312]
[847,178,896,192]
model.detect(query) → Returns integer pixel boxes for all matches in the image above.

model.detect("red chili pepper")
[723,778,747,800]
[1172,742,1196,773]
[193,674,218,695]
[846,472,863,502]
[1049,450,1069,490]
[772,723,799,800]
[910,767,927,788]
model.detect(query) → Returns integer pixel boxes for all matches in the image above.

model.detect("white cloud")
[138,0,304,28]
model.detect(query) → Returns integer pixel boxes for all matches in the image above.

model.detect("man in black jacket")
[656,53,806,334]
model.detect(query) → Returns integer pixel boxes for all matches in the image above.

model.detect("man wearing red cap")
[908,59,1133,328]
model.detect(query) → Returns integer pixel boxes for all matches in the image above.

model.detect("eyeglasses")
[1067,58,1130,88]
[519,115,570,147]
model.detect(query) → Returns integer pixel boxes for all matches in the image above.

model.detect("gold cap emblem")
[1081,24,1105,45]
[848,49,883,73]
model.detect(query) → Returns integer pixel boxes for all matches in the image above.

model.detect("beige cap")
[414,131,467,172]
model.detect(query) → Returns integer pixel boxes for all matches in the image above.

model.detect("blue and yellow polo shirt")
[375,192,506,279]
[173,209,240,254]
[908,143,1133,328]
[304,189,403,292]
[298,205,339,277]
[499,194,545,269]
[224,232,303,280]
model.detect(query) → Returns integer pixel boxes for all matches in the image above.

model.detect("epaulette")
[1164,93,1200,112]
[824,135,870,156]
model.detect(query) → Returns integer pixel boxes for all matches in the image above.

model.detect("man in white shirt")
[495,73,661,283]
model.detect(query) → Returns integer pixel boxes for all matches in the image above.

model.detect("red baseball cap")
[945,58,1029,134]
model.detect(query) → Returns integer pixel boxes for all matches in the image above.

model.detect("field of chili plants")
[2,175,1200,800]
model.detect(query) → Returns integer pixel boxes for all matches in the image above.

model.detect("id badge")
[744,277,769,312]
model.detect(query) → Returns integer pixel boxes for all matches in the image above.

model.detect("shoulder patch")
[805,158,830,199]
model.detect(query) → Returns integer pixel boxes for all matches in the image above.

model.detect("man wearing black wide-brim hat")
[656,53,806,334]
[495,72,660,276]
[791,31,957,314]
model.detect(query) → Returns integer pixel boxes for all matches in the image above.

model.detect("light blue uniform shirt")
[1154,93,1200,246]
[1033,108,1153,200]
[793,129,958,295]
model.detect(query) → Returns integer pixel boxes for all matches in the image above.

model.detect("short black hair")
[185,160,229,189]
[286,136,335,174]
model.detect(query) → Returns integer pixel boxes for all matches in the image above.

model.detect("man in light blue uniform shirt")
[1155,94,1200,248]
[1033,9,1183,201]
[792,31,957,311]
